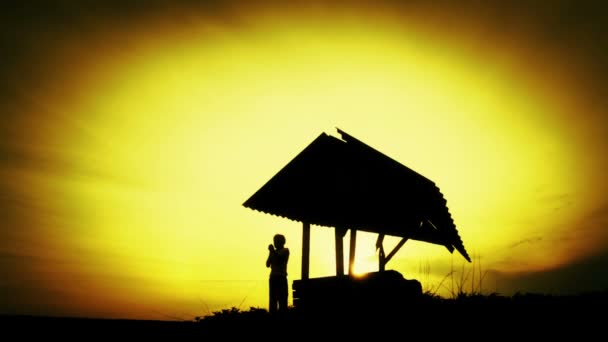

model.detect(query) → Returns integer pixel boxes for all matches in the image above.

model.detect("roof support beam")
[385,237,408,265]
[377,236,409,271]
[348,229,357,275]
[301,221,310,280]
[335,227,347,276]
[376,234,385,272]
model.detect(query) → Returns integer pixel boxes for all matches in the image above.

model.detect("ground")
[2,292,605,338]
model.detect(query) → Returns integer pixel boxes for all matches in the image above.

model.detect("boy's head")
[273,234,286,248]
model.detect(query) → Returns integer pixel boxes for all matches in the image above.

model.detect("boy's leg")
[278,277,288,312]
[269,278,277,313]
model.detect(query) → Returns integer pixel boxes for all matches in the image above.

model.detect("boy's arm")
[266,245,275,268]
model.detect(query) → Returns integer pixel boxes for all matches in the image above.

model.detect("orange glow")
[4,4,605,319]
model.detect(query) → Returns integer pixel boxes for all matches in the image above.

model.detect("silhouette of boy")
[266,234,289,313]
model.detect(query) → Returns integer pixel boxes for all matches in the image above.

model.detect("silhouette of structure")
[244,128,470,309]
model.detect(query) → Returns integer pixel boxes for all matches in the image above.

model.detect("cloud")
[509,236,543,249]
[494,249,608,295]
[583,202,608,225]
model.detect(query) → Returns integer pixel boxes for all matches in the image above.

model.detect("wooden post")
[376,234,385,272]
[301,222,310,280]
[335,227,346,276]
[348,229,357,275]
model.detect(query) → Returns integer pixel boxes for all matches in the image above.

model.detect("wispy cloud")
[0,141,150,190]
[509,236,543,249]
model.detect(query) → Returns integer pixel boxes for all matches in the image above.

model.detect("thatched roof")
[243,129,470,262]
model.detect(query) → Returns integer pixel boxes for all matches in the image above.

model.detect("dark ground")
[1,292,605,338]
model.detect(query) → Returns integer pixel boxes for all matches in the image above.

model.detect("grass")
[419,254,489,299]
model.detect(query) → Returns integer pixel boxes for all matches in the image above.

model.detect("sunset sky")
[1,0,607,320]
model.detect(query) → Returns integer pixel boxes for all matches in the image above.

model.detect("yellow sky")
[2,3,607,319]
